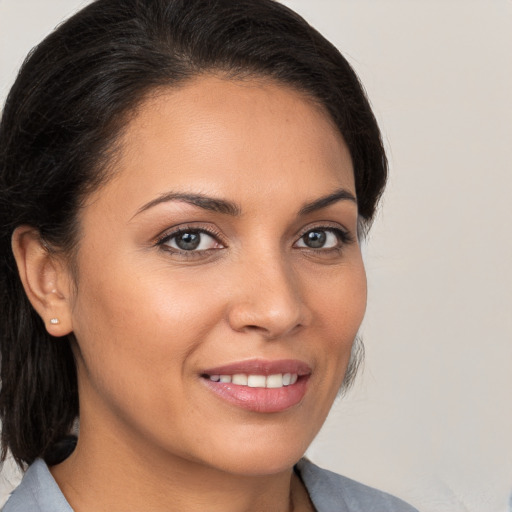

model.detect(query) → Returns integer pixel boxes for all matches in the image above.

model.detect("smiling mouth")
[203,373,299,388]
[200,359,311,413]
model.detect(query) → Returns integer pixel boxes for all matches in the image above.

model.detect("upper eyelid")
[155,225,225,246]
[295,222,353,239]
[295,226,352,244]
[154,221,354,248]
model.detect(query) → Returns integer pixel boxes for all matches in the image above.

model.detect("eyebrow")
[298,188,357,215]
[134,192,242,217]
[134,187,356,218]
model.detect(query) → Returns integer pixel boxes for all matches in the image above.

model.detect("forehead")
[89,75,354,213]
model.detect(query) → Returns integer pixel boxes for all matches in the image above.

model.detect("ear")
[11,226,74,337]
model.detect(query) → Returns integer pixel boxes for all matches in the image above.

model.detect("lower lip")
[201,377,309,413]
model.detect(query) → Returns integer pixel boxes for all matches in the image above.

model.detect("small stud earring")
[50,318,60,325]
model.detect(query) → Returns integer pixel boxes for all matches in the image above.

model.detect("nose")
[226,254,311,340]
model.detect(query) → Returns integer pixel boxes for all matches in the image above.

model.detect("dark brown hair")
[0,0,387,468]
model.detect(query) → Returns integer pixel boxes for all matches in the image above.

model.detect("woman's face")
[65,76,366,475]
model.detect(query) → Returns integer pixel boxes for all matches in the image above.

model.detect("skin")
[14,76,367,512]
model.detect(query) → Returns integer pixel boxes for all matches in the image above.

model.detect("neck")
[50,424,308,512]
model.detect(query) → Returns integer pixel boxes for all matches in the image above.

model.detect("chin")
[196,430,313,477]
[212,452,304,478]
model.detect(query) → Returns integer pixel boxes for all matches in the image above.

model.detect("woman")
[0,0,418,510]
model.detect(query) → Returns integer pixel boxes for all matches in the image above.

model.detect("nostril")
[241,321,304,340]
[226,278,310,338]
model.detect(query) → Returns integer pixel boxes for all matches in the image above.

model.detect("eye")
[159,229,223,252]
[295,227,349,250]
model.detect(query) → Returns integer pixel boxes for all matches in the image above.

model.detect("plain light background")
[1,1,511,511]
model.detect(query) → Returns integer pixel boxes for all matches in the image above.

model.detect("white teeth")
[248,375,266,388]
[266,374,283,388]
[208,373,299,388]
[232,374,248,385]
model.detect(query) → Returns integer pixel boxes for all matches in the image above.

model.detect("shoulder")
[296,458,419,512]
[2,459,72,512]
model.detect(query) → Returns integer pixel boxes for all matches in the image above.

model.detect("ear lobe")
[11,226,73,337]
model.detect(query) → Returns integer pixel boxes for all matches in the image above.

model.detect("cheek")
[76,285,206,348]
[306,259,367,384]
[69,255,225,399]
[309,258,367,336]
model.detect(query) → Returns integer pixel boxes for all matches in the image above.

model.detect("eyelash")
[155,224,354,258]
[296,225,354,251]
[156,225,225,257]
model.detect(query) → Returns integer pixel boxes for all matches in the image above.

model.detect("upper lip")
[201,359,312,377]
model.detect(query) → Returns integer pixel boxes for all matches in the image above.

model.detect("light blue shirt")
[3,458,419,511]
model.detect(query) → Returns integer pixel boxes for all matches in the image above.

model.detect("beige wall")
[1,1,511,511]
